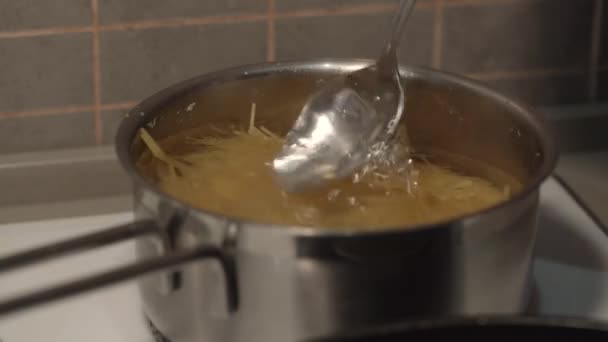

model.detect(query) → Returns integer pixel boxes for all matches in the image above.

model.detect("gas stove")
[0,177,607,342]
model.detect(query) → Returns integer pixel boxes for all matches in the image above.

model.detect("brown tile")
[275,8,434,66]
[100,23,266,103]
[0,33,93,112]
[0,0,90,31]
[99,0,266,24]
[277,0,397,11]
[102,110,129,144]
[442,0,594,73]
[0,113,95,154]
[480,74,588,106]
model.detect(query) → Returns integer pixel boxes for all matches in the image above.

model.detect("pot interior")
[119,61,556,228]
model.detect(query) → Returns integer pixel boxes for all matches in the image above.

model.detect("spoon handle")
[380,0,417,64]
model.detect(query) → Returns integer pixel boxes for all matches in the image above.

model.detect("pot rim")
[115,58,559,237]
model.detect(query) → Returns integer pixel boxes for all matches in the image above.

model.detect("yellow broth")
[136,114,521,230]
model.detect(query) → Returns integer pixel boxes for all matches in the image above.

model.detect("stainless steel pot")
[0,60,557,342]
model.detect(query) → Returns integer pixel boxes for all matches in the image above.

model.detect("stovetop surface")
[0,177,607,341]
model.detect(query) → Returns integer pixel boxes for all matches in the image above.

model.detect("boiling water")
[136,118,520,230]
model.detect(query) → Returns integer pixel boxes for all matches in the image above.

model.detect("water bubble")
[328,189,341,201]
[147,117,157,128]
[510,127,522,137]
[348,196,358,206]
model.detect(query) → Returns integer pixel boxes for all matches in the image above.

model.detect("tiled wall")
[0,0,605,154]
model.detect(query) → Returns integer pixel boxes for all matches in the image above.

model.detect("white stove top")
[1,177,607,341]
[0,212,151,342]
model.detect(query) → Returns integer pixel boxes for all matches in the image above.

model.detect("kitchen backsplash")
[0,0,605,154]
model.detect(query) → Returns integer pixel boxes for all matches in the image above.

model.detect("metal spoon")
[273,0,417,192]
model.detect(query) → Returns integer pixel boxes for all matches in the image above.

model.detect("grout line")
[100,101,138,111]
[0,105,95,119]
[266,0,276,62]
[468,67,586,81]
[277,3,399,19]
[0,15,269,40]
[91,0,103,144]
[588,0,603,102]
[0,26,93,39]
[100,13,268,31]
[271,1,434,19]
[431,0,444,69]
[0,2,437,39]
[0,101,138,120]
[443,0,523,7]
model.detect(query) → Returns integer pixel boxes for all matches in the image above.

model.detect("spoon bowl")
[273,0,417,192]
[273,64,404,191]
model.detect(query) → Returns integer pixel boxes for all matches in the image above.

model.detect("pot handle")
[0,220,238,316]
